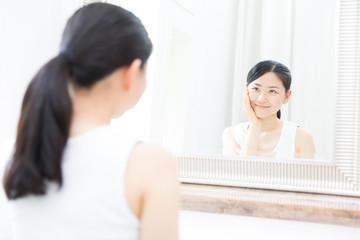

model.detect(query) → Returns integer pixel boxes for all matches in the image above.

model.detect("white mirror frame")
[176,0,360,197]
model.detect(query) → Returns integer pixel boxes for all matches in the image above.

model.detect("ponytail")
[3,54,73,199]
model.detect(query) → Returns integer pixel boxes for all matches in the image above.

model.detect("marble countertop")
[180,183,360,227]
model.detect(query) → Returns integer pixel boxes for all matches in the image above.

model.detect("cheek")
[269,96,285,106]
[248,92,258,102]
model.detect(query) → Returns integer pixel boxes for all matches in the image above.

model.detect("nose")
[257,92,267,102]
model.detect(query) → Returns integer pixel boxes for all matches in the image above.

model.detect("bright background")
[0,0,355,239]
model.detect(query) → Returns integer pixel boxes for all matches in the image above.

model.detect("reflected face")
[247,72,290,119]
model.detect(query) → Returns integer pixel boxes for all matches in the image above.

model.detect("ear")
[122,59,142,92]
[283,89,292,104]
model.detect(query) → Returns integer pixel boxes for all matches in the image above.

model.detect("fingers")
[244,88,252,113]
[243,88,250,110]
[243,87,258,125]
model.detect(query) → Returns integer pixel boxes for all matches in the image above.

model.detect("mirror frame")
[176,0,360,197]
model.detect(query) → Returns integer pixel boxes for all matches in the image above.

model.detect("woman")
[3,3,179,239]
[222,60,315,159]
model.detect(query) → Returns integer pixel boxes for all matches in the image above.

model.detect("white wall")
[151,0,239,154]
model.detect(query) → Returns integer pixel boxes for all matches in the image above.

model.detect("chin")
[255,111,276,119]
[256,115,267,119]
[254,111,266,118]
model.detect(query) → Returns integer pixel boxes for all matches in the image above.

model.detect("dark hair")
[3,3,152,199]
[246,60,291,119]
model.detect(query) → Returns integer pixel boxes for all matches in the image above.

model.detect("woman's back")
[10,125,139,239]
[3,3,179,239]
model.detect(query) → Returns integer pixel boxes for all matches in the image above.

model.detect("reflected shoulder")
[295,127,316,155]
[222,125,241,155]
[222,125,236,138]
[296,127,313,140]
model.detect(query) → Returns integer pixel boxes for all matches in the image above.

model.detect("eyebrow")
[253,83,280,89]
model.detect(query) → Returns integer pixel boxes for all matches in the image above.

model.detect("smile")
[255,104,270,109]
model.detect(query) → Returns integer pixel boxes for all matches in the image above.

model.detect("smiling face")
[247,72,291,119]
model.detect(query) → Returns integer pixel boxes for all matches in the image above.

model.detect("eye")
[269,89,278,95]
[251,87,260,92]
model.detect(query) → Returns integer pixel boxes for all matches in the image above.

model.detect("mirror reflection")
[157,0,336,161]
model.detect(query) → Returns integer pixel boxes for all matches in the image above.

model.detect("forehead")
[249,72,284,88]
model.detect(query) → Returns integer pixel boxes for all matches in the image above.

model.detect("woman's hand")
[243,88,260,156]
[243,88,259,128]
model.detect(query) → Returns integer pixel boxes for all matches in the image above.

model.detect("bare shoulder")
[222,125,236,139]
[126,143,176,204]
[222,125,241,155]
[296,127,313,140]
[295,127,316,157]
[129,144,179,238]
[131,143,173,160]
[125,143,179,222]
[129,143,175,173]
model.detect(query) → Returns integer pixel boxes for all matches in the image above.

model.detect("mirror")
[149,0,337,161]
[159,0,359,196]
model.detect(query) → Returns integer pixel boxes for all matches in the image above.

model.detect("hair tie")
[59,51,73,66]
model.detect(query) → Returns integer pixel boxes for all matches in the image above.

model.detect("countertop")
[180,183,360,227]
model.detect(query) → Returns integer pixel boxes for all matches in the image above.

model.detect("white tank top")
[234,120,298,159]
[7,125,140,240]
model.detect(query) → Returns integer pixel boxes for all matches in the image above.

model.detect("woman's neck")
[258,115,282,132]
[68,72,128,137]
[69,88,116,137]
[69,112,111,138]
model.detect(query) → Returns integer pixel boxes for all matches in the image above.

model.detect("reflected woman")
[222,60,315,159]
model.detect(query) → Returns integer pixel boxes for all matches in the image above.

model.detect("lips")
[255,104,270,109]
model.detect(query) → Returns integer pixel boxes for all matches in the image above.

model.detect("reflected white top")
[7,125,140,240]
[234,120,298,159]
